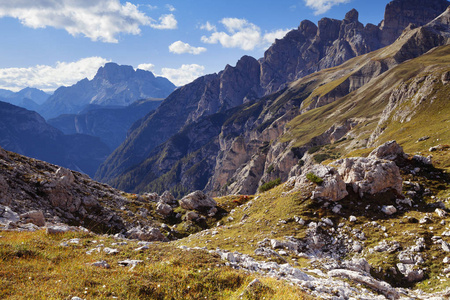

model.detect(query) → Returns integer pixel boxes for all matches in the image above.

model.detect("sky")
[0,0,392,92]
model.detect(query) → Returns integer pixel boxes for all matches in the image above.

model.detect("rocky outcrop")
[380,0,449,46]
[334,157,403,197]
[291,165,348,202]
[39,62,175,119]
[179,190,217,211]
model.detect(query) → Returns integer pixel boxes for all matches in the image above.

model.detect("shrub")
[259,178,282,193]
[266,164,274,174]
[307,145,322,154]
[313,153,330,163]
[306,172,323,185]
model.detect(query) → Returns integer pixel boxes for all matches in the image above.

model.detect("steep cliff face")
[97,0,450,196]
[96,56,263,183]
[380,0,449,46]
[39,63,175,119]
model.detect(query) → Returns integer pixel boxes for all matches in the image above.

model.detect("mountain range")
[38,62,175,119]
[0,87,50,111]
[96,0,450,197]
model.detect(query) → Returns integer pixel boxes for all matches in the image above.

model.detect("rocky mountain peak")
[94,62,136,84]
[344,8,359,23]
[380,0,450,45]
[298,20,318,38]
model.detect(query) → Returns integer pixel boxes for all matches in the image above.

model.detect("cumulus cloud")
[304,0,351,15]
[150,14,177,30]
[201,18,290,51]
[0,57,110,92]
[160,64,205,86]
[200,21,217,32]
[137,63,155,72]
[0,0,178,42]
[169,41,207,55]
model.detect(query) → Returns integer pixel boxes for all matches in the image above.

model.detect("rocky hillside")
[48,99,163,151]
[97,4,450,197]
[39,63,175,119]
[1,141,450,299]
[0,101,111,177]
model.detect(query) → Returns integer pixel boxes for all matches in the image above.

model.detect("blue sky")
[0,0,391,92]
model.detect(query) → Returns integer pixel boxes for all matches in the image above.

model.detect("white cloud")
[150,14,177,30]
[169,41,207,55]
[200,21,216,32]
[304,0,351,15]
[166,4,176,12]
[137,63,155,72]
[0,57,110,92]
[160,64,205,86]
[201,18,290,51]
[0,0,153,43]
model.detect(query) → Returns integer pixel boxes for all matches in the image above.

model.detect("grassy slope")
[0,230,310,300]
[280,45,450,170]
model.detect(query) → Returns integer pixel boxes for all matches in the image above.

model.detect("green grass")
[0,230,310,300]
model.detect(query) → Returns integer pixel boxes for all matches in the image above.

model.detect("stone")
[396,263,424,283]
[185,211,199,221]
[349,215,357,222]
[0,205,20,225]
[55,167,75,185]
[328,269,399,299]
[20,210,45,227]
[126,227,168,242]
[103,248,119,255]
[382,205,397,215]
[413,155,432,165]
[179,190,217,211]
[91,260,110,269]
[442,241,450,252]
[334,157,403,197]
[444,257,450,263]
[159,191,176,204]
[118,259,143,267]
[156,202,172,216]
[369,140,405,160]
[294,164,348,202]
[435,208,447,218]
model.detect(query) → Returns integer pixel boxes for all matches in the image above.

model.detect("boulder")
[159,191,176,204]
[294,164,348,202]
[55,167,75,185]
[396,263,424,283]
[369,140,405,160]
[179,190,217,211]
[20,210,45,227]
[334,157,402,197]
[381,205,397,216]
[185,211,199,221]
[156,202,173,216]
[0,205,20,225]
[126,227,168,242]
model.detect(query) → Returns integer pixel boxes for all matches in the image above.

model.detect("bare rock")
[334,157,402,197]
[91,260,110,269]
[413,155,432,165]
[20,210,45,227]
[156,202,173,216]
[185,211,199,221]
[369,140,405,160]
[328,269,399,299]
[159,191,176,204]
[55,167,75,185]
[126,227,168,242]
[0,205,20,225]
[294,164,348,202]
[396,263,424,283]
[180,190,217,211]
[381,205,397,216]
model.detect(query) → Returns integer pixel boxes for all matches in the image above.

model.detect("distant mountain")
[96,0,450,197]
[48,98,163,151]
[0,101,110,177]
[0,87,50,111]
[39,62,176,119]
